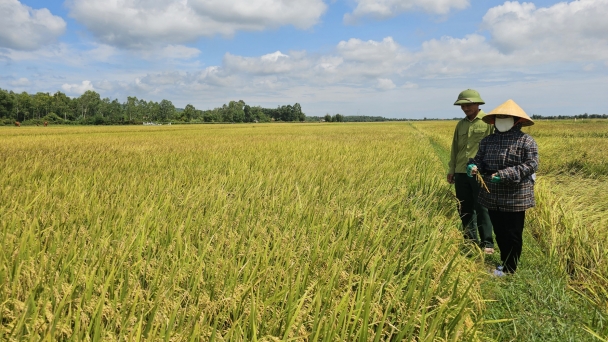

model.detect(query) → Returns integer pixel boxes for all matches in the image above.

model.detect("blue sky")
[1,0,607,118]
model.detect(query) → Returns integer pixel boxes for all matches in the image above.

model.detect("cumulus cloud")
[62,80,94,94]
[10,77,30,86]
[345,0,469,23]
[0,0,66,50]
[224,51,311,75]
[66,0,326,49]
[482,0,608,61]
[375,78,396,90]
[160,45,201,60]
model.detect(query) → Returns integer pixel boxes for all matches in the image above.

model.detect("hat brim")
[454,99,485,105]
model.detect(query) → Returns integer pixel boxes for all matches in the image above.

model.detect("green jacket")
[448,110,493,174]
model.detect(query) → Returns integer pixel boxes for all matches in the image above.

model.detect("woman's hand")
[491,173,501,183]
[466,164,478,177]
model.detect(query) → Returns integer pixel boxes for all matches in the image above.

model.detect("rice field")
[1,121,606,341]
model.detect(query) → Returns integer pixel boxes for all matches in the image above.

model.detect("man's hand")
[447,174,455,184]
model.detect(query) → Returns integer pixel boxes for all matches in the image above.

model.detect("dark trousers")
[454,173,493,248]
[489,210,526,273]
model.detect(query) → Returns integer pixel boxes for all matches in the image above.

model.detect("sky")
[0,0,607,119]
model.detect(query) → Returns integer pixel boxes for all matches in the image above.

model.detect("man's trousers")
[454,173,494,248]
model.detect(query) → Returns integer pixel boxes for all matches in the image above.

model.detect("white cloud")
[482,0,608,61]
[10,77,30,86]
[345,0,469,23]
[375,78,396,90]
[334,37,414,79]
[162,45,201,60]
[224,51,310,75]
[0,0,66,50]
[62,80,94,94]
[188,0,326,30]
[67,0,326,49]
[583,64,595,71]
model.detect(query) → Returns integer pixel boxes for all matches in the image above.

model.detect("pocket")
[506,147,521,165]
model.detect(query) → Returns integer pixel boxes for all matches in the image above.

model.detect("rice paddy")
[1,121,606,341]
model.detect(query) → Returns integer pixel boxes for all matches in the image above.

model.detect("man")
[448,89,494,254]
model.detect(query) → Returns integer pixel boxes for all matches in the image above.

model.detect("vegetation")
[306,115,406,122]
[1,120,606,340]
[0,88,305,125]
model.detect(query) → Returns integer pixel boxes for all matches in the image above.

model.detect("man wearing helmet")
[448,89,495,254]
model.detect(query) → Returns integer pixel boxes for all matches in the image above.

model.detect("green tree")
[182,104,196,122]
[159,99,175,122]
[324,114,332,122]
[52,91,72,121]
[0,89,13,119]
[14,92,32,122]
[32,92,52,120]
[126,96,138,121]
[293,103,305,121]
[77,90,101,121]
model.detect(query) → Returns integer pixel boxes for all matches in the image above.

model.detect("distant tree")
[182,104,196,122]
[52,91,72,121]
[159,99,175,121]
[0,89,13,119]
[77,90,101,121]
[293,103,305,121]
[324,114,332,122]
[125,96,138,121]
[334,114,344,122]
[32,92,52,119]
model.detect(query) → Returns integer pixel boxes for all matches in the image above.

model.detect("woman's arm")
[497,135,538,184]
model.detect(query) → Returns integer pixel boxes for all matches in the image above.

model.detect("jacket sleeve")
[498,136,539,184]
[448,124,458,174]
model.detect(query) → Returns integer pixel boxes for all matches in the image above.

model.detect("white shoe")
[491,266,506,277]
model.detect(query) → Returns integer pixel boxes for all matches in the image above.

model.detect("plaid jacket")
[470,124,539,212]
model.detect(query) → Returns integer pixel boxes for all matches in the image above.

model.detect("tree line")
[0,88,305,125]
[531,113,608,120]
[306,114,407,122]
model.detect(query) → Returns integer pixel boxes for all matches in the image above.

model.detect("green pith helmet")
[453,89,485,105]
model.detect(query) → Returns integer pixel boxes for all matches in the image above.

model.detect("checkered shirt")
[470,125,539,212]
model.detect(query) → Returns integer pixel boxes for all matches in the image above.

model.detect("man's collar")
[466,109,486,122]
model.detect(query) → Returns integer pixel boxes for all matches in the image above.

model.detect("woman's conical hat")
[483,99,534,126]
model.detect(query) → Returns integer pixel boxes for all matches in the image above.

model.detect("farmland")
[1,121,607,341]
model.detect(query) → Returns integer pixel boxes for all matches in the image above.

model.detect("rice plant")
[0,123,487,341]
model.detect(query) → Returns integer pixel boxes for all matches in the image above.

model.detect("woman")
[467,99,538,276]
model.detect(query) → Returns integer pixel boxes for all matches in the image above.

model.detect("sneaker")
[491,266,506,277]
[484,247,495,255]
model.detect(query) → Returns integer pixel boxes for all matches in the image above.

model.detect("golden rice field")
[1,121,607,341]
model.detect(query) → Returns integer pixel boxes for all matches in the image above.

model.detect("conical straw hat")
[482,99,534,126]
